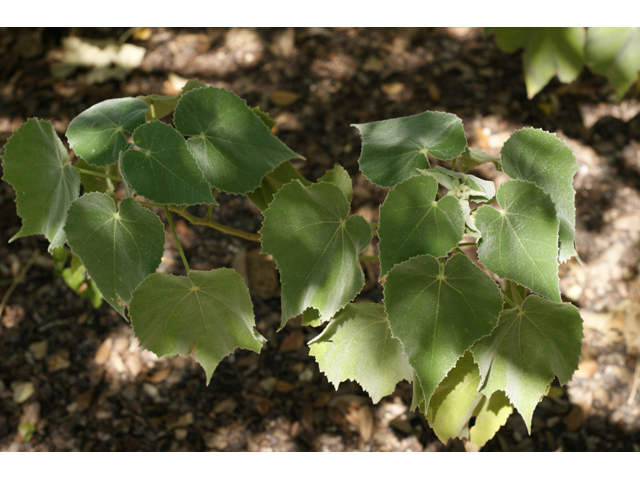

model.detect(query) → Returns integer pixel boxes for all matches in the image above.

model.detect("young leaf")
[309,303,413,403]
[2,118,80,252]
[174,86,303,194]
[475,179,561,302]
[129,269,266,384]
[318,164,353,203]
[378,174,464,277]
[456,147,501,173]
[246,161,311,212]
[426,351,513,448]
[471,295,583,432]
[585,27,640,101]
[64,193,165,317]
[66,97,149,167]
[493,27,585,98]
[121,121,215,205]
[500,128,579,263]
[384,253,503,409]
[260,181,371,328]
[353,111,467,188]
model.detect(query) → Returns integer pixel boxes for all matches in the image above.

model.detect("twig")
[0,249,40,318]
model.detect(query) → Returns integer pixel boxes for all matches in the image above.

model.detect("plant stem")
[501,292,517,309]
[359,255,379,262]
[457,242,477,247]
[164,205,190,273]
[369,222,379,228]
[139,201,261,242]
[75,168,121,182]
[205,204,214,221]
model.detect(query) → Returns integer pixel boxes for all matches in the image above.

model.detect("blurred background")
[1,27,640,451]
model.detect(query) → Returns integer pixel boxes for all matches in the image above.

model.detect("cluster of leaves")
[491,27,640,100]
[1,81,584,448]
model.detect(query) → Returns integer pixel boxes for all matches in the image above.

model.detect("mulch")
[1,27,640,451]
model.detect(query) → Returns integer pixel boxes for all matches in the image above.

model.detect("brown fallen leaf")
[269,90,301,107]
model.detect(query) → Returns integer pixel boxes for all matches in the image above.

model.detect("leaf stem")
[138,201,261,242]
[359,255,379,262]
[206,204,214,221]
[164,205,190,273]
[457,242,477,247]
[502,293,517,309]
[75,168,121,183]
[369,222,379,228]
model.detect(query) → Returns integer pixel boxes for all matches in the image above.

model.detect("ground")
[1,27,640,452]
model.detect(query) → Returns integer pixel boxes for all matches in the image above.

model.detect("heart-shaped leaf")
[472,295,583,432]
[247,161,311,212]
[384,253,503,408]
[66,97,149,167]
[2,118,80,251]
[260,181,371,328]
[64,192,165,316]
[378,174,464,277]
[121,121,214,205]
[129,269,266,384]
[500,128,578,263]
[309,303,413,403]
[475,179,561,302]
[174,86,303,194]
[353,111,467,188]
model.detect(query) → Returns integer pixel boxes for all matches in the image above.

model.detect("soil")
[1,27,640,452]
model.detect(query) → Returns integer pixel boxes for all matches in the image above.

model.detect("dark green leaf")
[246,161,310,212]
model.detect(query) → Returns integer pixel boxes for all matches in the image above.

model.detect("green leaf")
[378,174,464,277]
[174,86,303,194]
[475,179,561,302]
[129,269,266,384]
[121,121,215,205]
[64,192,165,316]
[61,255,103,309]
[419,166,495,203]
[426,351,513,447]
[353,111,467,188]
[472,295,583,432]
[493,27,585,98]
[66,97,149,167]
[500,128,579,263]
[2,118,80,252]
[252,106,277,130]
[138,79,206,121]
[469,390,513,448]
[260,181,372,328]
[246,161,310,212]
[318,164,353,203]
[456,147,501,173]
[384,253,503,408]
[301,307,321,327]
[585,27,640,101]
[309,303,413,403]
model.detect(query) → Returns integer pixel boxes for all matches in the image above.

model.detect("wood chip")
[94,338,112,365]
[147,367,171,384]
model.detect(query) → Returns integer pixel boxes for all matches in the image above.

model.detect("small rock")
[125,355,142,379]
[142,382,163,403]
[147,368,171,384]
[574,359,598,378]
[203,431,229,450]
[258,377,278,395]
[47,355,71,372]
[166,412,193,430]
[213,397,237,415]
[94,338,112,365]
[28,340,48,360]
[275,380,294,393]
[564,404,586,432]
[279,329,305,353]
[11,381,35,404]
[108,350,126,373]
[174,428,188,441]
[604,364,633,385]
[298,367,314,383]
[0,379,5,395]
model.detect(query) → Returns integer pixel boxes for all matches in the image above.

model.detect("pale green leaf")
[301,307,321,327]
[247,161,310,212]
[2,118,80,251]
[138,79,206,121]
[64,193,165,316]
[384,253,503,408]
[174,86,303,194]
[472,295,583,432]
[251,106,277,130]
[129,269,266,384]
[353,111,467,188]
[66,97,148,167]
[260,181,371,328]
[309,303,413,403]
[469,390,513,448]
[585,27,640,101]
[475,179,561,302]
[419,166,496,203]
[493,27,585,98]
[318,164,353,203]
[501,128,578,263]
[121,121,214,205]
[378,174,464,277]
